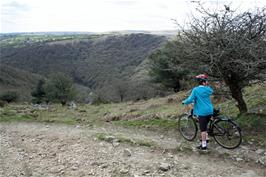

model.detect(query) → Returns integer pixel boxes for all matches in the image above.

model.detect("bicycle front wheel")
[213,119,242,149]
[178,114,198,141]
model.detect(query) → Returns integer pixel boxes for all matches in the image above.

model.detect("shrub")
[0,100,6,107]
[0,91,19,103]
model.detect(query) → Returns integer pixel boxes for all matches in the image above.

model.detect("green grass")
[217,83,266,117]
[0,83,265,147]
[236,113,266,129]
[0,34,102,48]
[0,111,34,122]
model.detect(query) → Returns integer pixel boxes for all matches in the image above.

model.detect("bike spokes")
[178,114,197,141]
[213,119,242,149]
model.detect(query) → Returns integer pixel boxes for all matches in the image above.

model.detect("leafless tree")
[175,4,266,113]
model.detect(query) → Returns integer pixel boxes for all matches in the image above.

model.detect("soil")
[1,122,265,177]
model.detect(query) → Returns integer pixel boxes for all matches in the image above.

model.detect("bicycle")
[178,109,242,149]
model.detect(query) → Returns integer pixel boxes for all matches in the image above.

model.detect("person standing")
[182,74,214,150]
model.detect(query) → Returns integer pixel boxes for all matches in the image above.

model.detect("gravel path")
[0,122,265,177]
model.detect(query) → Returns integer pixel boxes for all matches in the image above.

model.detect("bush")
[236,113,266,131]
[31,79,46,104]
[0,100,6,107]
[0,91,19,103]
[44,73,76,105]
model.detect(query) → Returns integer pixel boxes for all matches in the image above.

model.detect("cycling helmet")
[195,74,208,82]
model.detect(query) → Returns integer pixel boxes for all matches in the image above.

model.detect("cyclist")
[182,74,214,150]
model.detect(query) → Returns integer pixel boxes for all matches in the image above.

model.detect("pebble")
[255,149,264,154]
[120,169,129,174]
[112,142,120,147]
[159,163,171,171]
[258,156,266,166]
[236,157,243,162]
[240,170,257,177]
[123,149,132,157]
[142,170,150,174]
[101,164,108,169]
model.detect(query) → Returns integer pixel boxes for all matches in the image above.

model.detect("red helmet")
[195,74,208,82]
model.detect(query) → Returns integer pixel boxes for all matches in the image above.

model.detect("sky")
[0,0,266,33]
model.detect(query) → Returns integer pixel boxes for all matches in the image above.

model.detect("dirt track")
[0,122,265,177]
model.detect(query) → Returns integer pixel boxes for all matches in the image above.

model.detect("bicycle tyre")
[178,114,198,141]
[212,119,242,149]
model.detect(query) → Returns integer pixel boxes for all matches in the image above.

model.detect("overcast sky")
[0,0,265,33]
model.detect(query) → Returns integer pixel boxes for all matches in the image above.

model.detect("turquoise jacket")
[182,86,214,116]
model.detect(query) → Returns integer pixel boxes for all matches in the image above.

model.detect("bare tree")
[175,4,266,113]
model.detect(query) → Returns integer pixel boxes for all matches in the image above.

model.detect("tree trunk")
[227,83,248,114]
[174,80,181,92]
[61,100,67,106]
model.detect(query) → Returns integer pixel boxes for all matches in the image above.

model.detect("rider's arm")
[182,88,196,105]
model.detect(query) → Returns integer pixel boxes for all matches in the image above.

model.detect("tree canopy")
[149,5,266,113]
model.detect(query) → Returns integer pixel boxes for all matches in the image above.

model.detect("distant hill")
[0,33,168,101]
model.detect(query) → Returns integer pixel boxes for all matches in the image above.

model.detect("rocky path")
[0,122,265,177]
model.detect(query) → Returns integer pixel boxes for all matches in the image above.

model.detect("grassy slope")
[0,34,166,88]
[1,83,265,146]
[0,65,43,101]
[0,33,166,101]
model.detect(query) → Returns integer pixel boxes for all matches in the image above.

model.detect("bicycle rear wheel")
[213,119,242,149]
[178,114,198,141]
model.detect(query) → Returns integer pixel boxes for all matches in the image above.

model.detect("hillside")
[0,65,43,100]
[0,33,167,101]
[1,83,266,175]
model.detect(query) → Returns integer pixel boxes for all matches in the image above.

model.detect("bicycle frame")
[209,116,241,137]
[178,109,243,149]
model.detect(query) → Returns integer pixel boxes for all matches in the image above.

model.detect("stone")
[120,169,129,174]
[71,166,78,170]
[240,170,257,177]
[68,101,77,109]
[101,164,108,169]
[159,163,171,171]
[112,142,120,147]
[258,156,266,166]
[142,170,150,174]
[255,149,264,154]
[168,154,174,158]
[123,149,132,157]
[236,157,243,162]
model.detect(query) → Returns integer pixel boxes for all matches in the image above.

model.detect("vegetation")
[0,91,19,103]
[0,83,265,146]
[44,73,76,105]
[0,33,166,102]
[0,64,42,101]
[148,41,190,92]
[149,5,266,114]
[31,79,46,104]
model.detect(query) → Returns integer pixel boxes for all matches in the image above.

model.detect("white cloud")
[0,0,266,33]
